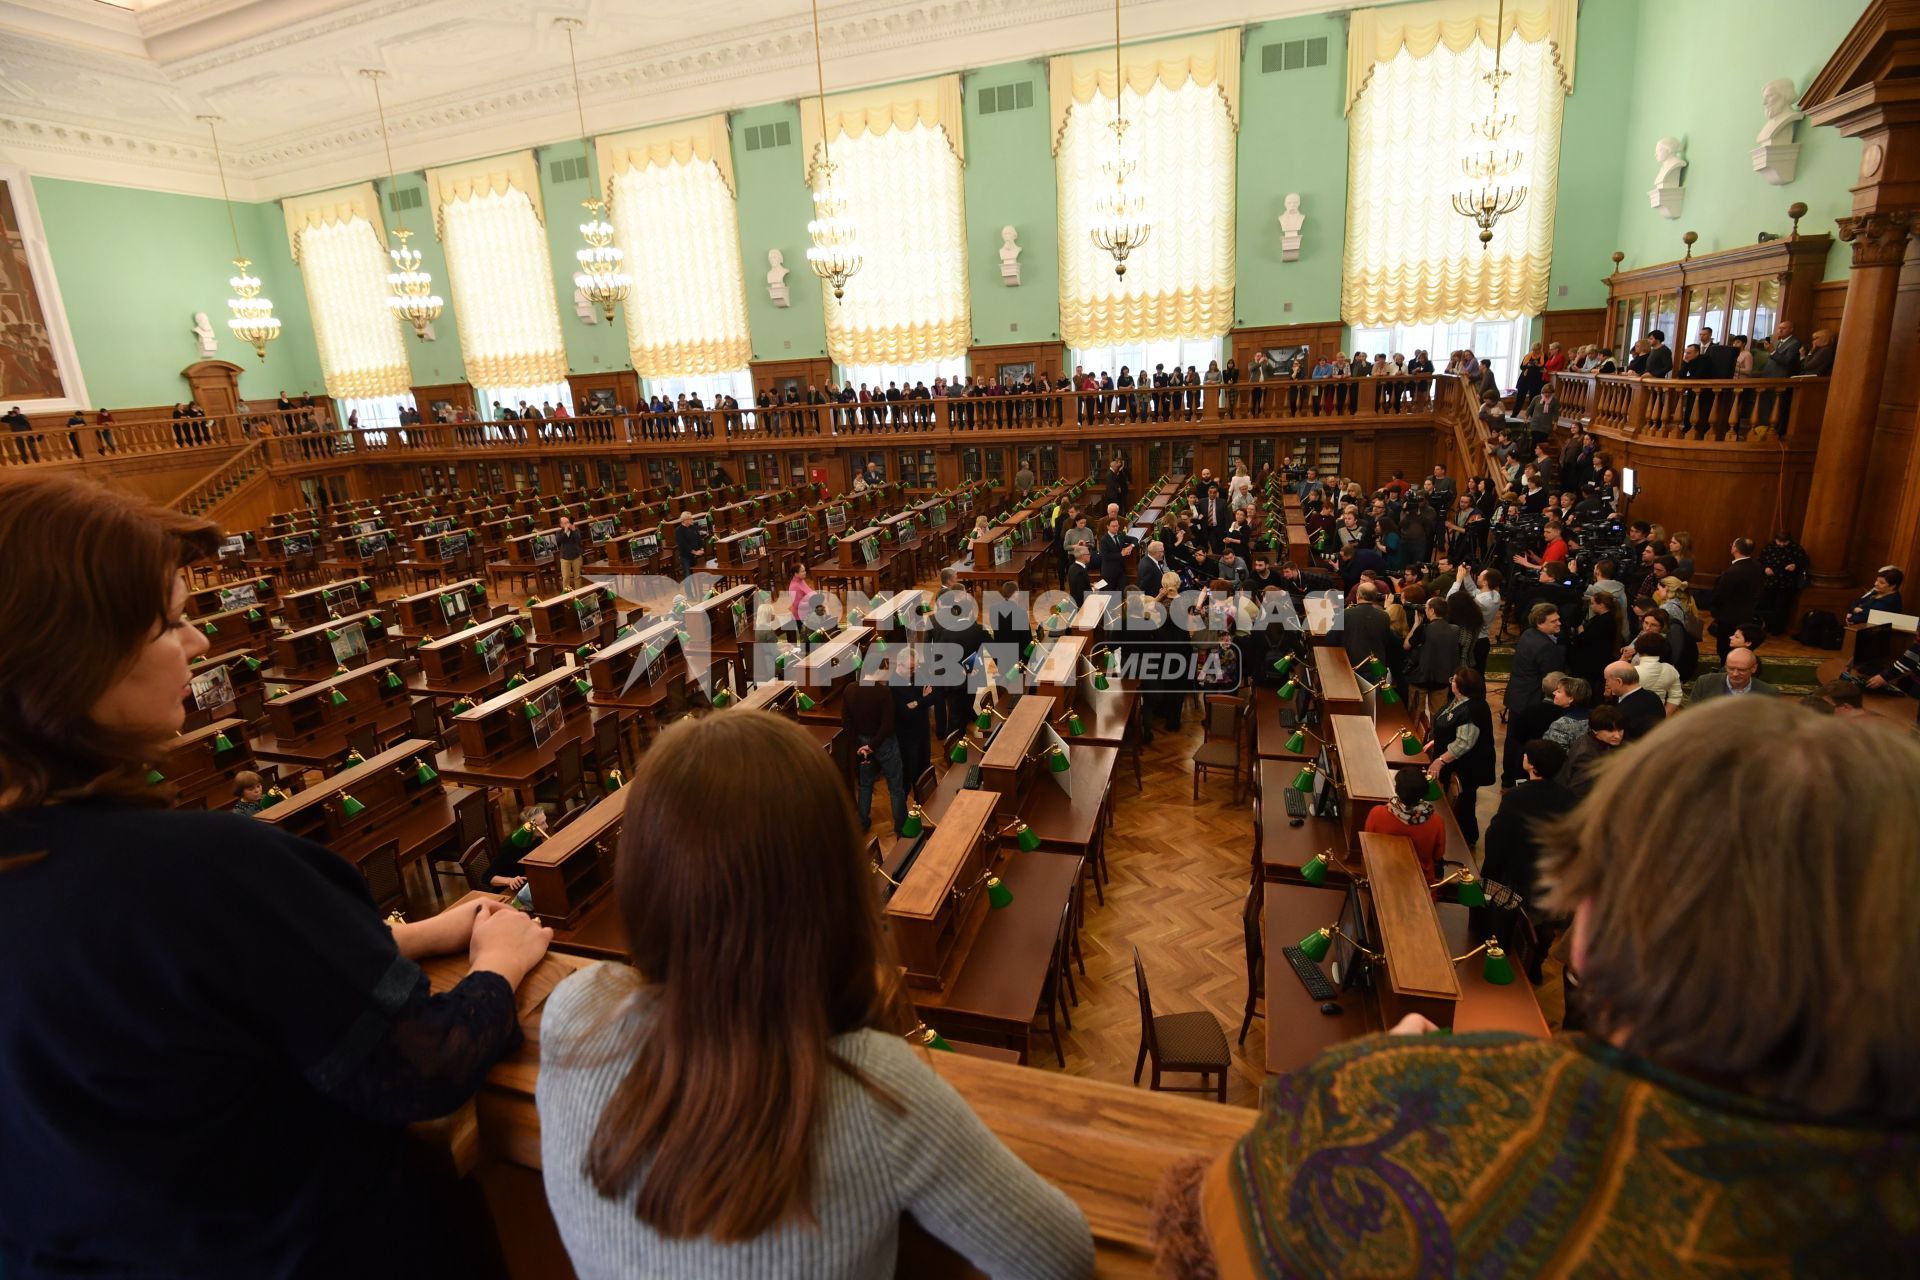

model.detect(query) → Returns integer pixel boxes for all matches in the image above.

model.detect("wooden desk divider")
[521,782,628,929]
[863,588,924,641]
[476,517,513,551]
[417,616,531,697]
[886,789,1000,991]
[599,527,664,571]
[158,718,255,810]
[271,607,394,682]
[281,577,374,629]
[501,527,561,571]
[450,666,591,768]
[1357,832,1463,1025]
[257,737,449,861]
[1329,714,1394,812]
[193,601,274,656]
[794,627,871,701]
[713,525,770,569]
[836,526,885,570]
[1069,592,1118,646]
[188,576,278,619]
[684,583,756,649]
[732,679,797,714]
[527,584,619,651]
[1031,636,1086,721]
[1312,647,1366,715]
[394,577,493,638]
[879,511,919,549]
[979,695,1053,822]
[263,658,413,751]
[583,619,680,704]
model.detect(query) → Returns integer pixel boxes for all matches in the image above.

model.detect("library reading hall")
[5,0,1920,1275]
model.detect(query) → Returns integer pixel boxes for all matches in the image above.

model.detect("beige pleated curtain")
[425,151,567,388]
[281,183,411,398]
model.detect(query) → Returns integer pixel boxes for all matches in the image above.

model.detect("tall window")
[599,117,753,383]
[802,76,970,367]
[477,382,574,420]
[283,184,411,399]
[1072,336,1222,380]
[1052,31,1239,349]
[427,154,568,388]
[838,357,966,392]
[1347,316,1531,390]
[1343,0,1576,327]
[644,369,753,407]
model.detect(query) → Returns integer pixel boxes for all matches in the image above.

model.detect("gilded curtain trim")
[799,73,964,184]
[461,352,569,387]
[282,182,385,265]
[596,114,736,200]
[1346,0,1576,114]
[1048,29,1240,155]
[425,150,546,238]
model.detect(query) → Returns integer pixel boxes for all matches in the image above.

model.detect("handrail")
[1552,371,1827,443]
[167,438,268,515]
[0,406,332,474]
[1433,375,1495,486]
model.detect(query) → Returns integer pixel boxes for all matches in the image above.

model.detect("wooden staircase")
[167,439,268,521]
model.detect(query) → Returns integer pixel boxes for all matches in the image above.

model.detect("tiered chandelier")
[557,18,631,323]
[362,69,444,339]
[199,115,281,360]
[1089,0,1150,277]
[804,0,862,299]
[1452,0,1528,246]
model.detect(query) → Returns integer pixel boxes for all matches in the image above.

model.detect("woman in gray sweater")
[538,711,1095,1280]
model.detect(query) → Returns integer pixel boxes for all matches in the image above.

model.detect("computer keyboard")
[1283,945,1338,1000]
[1283,789,1309,818]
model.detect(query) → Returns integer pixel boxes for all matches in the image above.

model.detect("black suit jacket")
[1615,687,1665,740]
[1341,603,1396,671]
[1645,345,1674,378]
[1482,778,1578,906]
[1067,561,1092,604]
[1096,531,1133,587]
[1710,558,1765,635]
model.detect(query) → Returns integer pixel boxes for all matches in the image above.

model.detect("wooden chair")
[345,723,381,762]
[551,800,592,834]
[1191,694,1249,801]
[408,695,442,747]
[357,840,410,918]
[1132,946,1231,1102]
[1030,902,1073,1066]
[1238,878,1264,1046]
[912,765,938,805]
[582,713,623,790]
[456,837,496,891]
[939,727,968,773]
[535,738,588,812]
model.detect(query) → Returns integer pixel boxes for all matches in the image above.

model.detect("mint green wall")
[1547,3,1640,309]
[535,140,631,376]
[731,102,829,361]
[31,176,322,407]
[1236,15,1349,328]
[375,171,467,386]
[963,61,1061,346]
[1609,0,1866,280]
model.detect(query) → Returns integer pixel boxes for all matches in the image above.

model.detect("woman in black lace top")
[0,474,552,1279]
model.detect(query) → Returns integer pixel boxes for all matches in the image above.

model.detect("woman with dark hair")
[1422,666,1495,848]
[538,712,1093,1277]
[0,473,552,1278]
[1568,588,1623,690]
[1161,700,1920,1275]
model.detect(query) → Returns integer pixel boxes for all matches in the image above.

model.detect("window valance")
[425,151,546,237]
[282,183,385,266]
[799,74,964,183]
[595,114,736,200]
[1048,29,1240,154]
[1346,0,1576,112]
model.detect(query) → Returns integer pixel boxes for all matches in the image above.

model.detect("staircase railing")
[166,439,268,517]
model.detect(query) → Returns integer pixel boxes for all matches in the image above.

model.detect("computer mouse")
[1288,817,1304,828]
[1318,1001,1343,1016]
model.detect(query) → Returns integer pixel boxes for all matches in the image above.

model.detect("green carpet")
[1483,642,1825,694]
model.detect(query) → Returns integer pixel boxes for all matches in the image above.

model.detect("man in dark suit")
[1100,458,1129,513]
[1709,537,1766,658]
[1687,646,1778,702]
[1067,543,1094,605]
[1502,603,1566,786]
[1341,584,1396,676]
[673,511,707,583]
[1481,739,1577,919]
[1096,517,1134,592]
[1196,484,1230,551]
[1136,539,1171,596]
[1605,662,1666,740]
[1643,330,1674,379]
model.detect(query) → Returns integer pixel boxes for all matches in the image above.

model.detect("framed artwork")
[429,398,455,419]
[995,361,1035,385]
[586,388,619,413]
[1262,345,1312,372]
[0,164,87,412]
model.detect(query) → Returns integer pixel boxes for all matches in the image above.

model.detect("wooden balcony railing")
[1552,371,1827,443]
[1,407,332,474]
[166,439,269,516]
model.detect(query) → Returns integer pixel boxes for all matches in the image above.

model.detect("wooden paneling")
[1812,279,1848,337]
[412,382,475,419]
[1231,321,1346,369]
[1541,308,1606,352]
[566,370,639,415]
[182,360,245,420]
[749,357,834,401]
[969,340,1065,384]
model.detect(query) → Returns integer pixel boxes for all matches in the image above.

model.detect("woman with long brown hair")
[538,710,1092,1278]
[0,473,552,1278]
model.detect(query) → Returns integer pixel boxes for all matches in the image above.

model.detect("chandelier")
[199,116,281,360]
[805,0,862,299]
[1451,0,1528,246]
[362,69,444,339]
[558,18,631,323]
[1090,0,1150,277]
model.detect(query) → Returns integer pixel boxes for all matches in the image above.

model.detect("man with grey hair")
[1137,539,1169,596]
[1690,646,1778,702]
[1067,540,1093,605]
[1342,582,1395,682]
[1605,660,1664,741]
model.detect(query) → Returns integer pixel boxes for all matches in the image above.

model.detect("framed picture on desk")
[215,582,258,611]
[526,686,564,747]
[329,622,369,665]
[189,664,234,712]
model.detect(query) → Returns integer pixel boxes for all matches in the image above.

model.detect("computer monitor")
[1310,745,1334,817]
[329,621,368,665]
[476,627,508,674]
[1326,881,1373,991]
[440,588,470,625]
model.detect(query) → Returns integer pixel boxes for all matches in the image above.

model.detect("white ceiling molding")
[0,0,1358,201]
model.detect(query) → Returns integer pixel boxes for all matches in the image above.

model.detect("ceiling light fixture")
[804,0,862,299]
[557,17,631,324]
[361,69,444,339]
[1089,0,1150,277]
[1452,0,1528,247]
[197,115,280,360]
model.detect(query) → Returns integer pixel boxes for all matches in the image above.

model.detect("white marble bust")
[999,226,1022,286]
[1278,193,1304,261]
[766,248,790,307]
[1757,77,1804,147]
[1652,136,1687,190]
[191,311,218,355]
